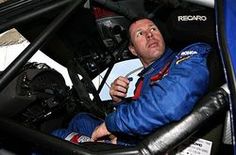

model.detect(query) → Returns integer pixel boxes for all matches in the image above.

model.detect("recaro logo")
[178,15,207,21]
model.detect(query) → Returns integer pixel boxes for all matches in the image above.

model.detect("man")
[52,18,211,145]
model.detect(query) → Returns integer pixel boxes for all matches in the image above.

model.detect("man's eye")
[150,27,157,32]
[137,31,143,37]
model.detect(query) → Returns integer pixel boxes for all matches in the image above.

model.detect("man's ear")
[128,45,138,56]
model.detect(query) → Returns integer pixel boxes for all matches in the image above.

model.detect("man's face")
[128,19,165,67]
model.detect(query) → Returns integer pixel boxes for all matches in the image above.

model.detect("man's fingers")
[109,134,117,144]
[117,76,130,83]
[113,77,129,88]
[111,137,117,144]
[113,85,128,94]
[109,76,130,103]
[110,89,127,98]
[109,88,127,103]
[110,78,129,96]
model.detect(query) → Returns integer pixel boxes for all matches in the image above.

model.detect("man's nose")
[146,31,153,39]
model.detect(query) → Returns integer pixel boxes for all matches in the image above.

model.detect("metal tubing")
[97,65,113,93]
[0,0,35,14]
[0,0,86,92]
[0,0,72,33]
[184,0,214,8]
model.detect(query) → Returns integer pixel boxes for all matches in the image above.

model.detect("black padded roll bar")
[139,87,228,154]
[0,0,72,33]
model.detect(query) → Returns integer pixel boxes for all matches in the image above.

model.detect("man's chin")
[149,49,164,58]
[149,47,161,53]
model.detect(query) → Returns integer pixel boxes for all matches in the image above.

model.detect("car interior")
[0,0,233,154]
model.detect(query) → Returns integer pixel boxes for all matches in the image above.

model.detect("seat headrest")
[166,7,215,48]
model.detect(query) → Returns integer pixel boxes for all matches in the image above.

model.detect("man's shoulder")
[174,42,211,64]
[178,42,211,56]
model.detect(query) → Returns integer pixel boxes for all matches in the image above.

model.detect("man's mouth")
[148,41,159,48]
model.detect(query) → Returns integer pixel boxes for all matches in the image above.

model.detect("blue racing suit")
[52,42,211,145]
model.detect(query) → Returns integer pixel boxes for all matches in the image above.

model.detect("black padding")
[207,48,226,91]
[165,7,226,91]
[166,7,215,48]
[138,87,228,154]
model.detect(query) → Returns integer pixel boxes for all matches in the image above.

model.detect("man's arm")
[105,43,211,136]
[91,76,130,141]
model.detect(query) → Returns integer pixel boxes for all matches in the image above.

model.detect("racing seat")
[138,7,228,154]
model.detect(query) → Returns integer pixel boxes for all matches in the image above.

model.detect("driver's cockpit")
[0,0,232,154]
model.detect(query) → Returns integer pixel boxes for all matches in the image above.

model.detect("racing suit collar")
[138,48,176,77]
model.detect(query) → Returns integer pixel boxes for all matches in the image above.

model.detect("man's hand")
[91,122,117,144]
[109,76,130,104]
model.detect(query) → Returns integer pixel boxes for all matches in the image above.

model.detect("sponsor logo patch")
[178,15,207,21]
[65,132,92,144]
[180,50,198,57]
[176,50,198,64]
